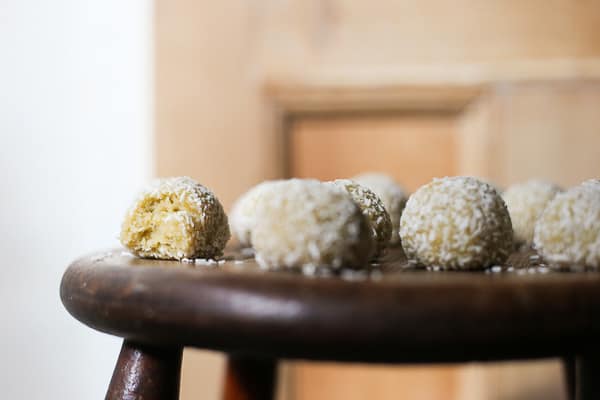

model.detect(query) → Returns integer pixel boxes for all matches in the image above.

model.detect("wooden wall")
[155,1,600,399]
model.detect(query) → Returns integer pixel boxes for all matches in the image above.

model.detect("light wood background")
[155,1,600,399]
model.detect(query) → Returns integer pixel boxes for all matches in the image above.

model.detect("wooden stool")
[60,248,600,400]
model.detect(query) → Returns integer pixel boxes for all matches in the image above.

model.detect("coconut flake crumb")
[91,252,112,262]
[340,269,369,281]
[194,258,218,266]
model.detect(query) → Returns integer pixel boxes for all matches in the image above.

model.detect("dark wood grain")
[223,356,277,400]
[61,247,600,363]
[105,340,182,400]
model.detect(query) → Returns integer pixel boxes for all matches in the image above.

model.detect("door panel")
[290,113,457,191]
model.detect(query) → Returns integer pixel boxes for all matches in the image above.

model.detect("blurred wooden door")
[155,1,600,400]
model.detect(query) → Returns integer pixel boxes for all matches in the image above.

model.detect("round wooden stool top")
[60,247,600,364]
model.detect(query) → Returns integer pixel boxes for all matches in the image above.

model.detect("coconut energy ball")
[120,177,230,260]
[502,180,563,246]
[533,183,600,269]
[353,173,408,245]
[230,180,282,247]
[400,176,513,270]
[251,179,374,271]
[327,179,392,257]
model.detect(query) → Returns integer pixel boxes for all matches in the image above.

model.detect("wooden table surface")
[60,247,600,364]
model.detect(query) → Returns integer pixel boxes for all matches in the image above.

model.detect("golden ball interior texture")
[229,180,282,247]
[352,172,408,245]
[327,179,392,257]
[502,180,562,246]
[120,177,230,260]
[251,179,374,272]
[533,182,600,269]
[400,176,513,270]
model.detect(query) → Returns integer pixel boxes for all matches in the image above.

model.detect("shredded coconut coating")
[327,179,392,257]
[120,177,230,260]
[582,178,600,189]
[400,176,513,270]
[230,180,282,246]
[502,180,563,245]
[251,179,374,271]
[533,183,600,269]
[353,173,408,245]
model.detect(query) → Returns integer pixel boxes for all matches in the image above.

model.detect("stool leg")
[223,356,277,400]
[576,352,600,400]
[105,340,183,400]
[563,356,576,400]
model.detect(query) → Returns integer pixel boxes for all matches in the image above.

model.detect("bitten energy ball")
[251,179,374,271]
[533,183,600,269]
[400,176,513,270]
[120,177,230,260]
[230,180,282,247]
[353,173,408,245]
[327,179,392,257]
[502,180,563,245]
